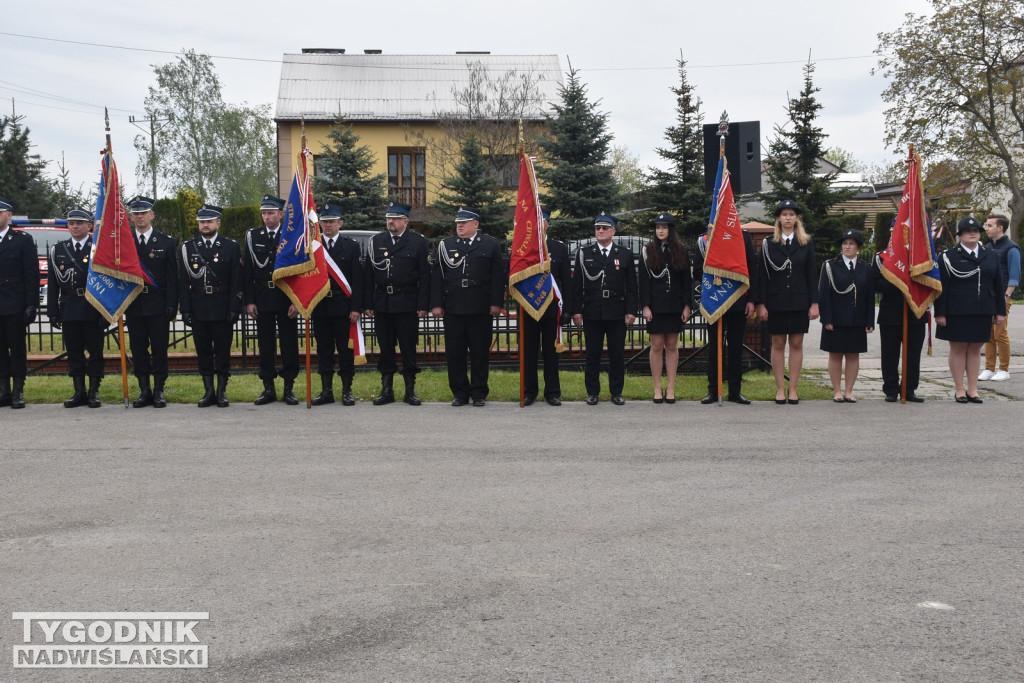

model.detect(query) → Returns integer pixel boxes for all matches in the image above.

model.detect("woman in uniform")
[818,229,874,402]
[639,213,692,403]
[935,216,1006,403]
[756,199,819,404]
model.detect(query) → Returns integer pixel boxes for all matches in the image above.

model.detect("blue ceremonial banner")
[273,148,329,317]
[698,155,749,324]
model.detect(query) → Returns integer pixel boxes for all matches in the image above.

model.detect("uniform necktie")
[205,240,213,249]
[602,248,609,258]
[328,238,335,250]
[75,242,83,256]
[848,261,854,271]
[138,235,145,247]
[785,238,791,247]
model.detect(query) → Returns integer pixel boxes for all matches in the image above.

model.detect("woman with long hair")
[639,213,692,403]
[756,200,819,404]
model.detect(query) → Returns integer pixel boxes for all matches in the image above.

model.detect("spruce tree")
[431,135,510,238]
[757,60,854,255]
[536,66,618,241]
[645,57,708,239]
[0,115,57,216]
[312,117,387,231]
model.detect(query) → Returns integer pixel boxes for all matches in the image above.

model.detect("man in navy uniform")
[571,212,638,405]
[0,197,38,409]
[245,194,300,405]
[311,203,363,406]
[364,202,430,406]
[521,207,571,406]
[179,204,243,407]
[126,195,178,408]
[48,208,106,408]
[431,207,505,407]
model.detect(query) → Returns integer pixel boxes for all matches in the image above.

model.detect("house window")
[388,148,427,208]
[485,154,519,190]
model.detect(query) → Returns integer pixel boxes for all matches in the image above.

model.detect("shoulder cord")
[576,250,605,286]
[761,238,792,274]
[438,240,466,272]
[941,252,981,296]
[246,229,273,270]
[646,262,670,285]
[49,244,76,286]
[367,239,391,278]
[824,260,856,307]
[181,242,207,281]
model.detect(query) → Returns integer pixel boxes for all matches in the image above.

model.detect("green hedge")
[220,206,261,242]
[151,198,259,243]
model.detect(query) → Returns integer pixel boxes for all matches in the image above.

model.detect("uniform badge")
[214,255,219,262]
[59,264,66,271]
[614,259,620,269]
[453,252,459,259]
[383,250,389,257]
[192,262,199,270]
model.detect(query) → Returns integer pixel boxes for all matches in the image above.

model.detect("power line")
[0,80,137,114]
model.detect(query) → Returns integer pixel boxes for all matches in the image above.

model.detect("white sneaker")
[991,370,1010,381]
[978,369,995,381]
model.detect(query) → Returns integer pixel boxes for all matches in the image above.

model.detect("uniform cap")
[197,203,223,221]
[594,212,617,228]
[775,199,802,216]
[260,195,285,211]
[385,202,411,218]
[128,196,155,213]
[455,207,480,222]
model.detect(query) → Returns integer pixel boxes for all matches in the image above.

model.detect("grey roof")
[275,53,563,122]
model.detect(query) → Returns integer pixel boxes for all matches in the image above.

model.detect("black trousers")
[193,319,233,377]
[444,313,492,401]
[583,317,626,396]
[375,311,419,377]
[255,310,299,381]
[522,311,561,399]
[126,313,170,379]
[313,316,354,379]
[880,323,925,397]
[706,307,748,397]
[63,319,105,378]
[0,313,27,379]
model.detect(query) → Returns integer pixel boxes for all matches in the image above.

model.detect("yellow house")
[274,50,563,226]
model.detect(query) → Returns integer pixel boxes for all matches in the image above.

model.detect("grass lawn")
[24,369,831,405]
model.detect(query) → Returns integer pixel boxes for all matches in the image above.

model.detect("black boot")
[132,376,153,408]
[0,377,10,407]
[403,373,421,406]
[152,377,167,408]
[282,379,299,406]
[253,378,276,405]
[216,375,229,407]
[372,374,394,405]
[64,376,88,408]
[11,378,26,409]
[198,376,216,408]
[340,375,355,406]
[312,373,334,406]
[87,377,102,408]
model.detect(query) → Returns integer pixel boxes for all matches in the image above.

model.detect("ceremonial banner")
[879,149,941,317]
[274,148,330,317]
[699,156,749,324]
[86,151,155,323]
[508,152,556,322]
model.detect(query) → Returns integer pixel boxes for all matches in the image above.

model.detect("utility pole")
[129,114,171,200]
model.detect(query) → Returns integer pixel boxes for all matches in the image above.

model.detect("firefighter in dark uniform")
[47,209,106,408]
[873,253,927,402]
[522,207,572,406]
[364,202,430,406]
[245,194,299,406]
[311,203,363,406]
[571,212,639,405]
[430,207,506,407]
[179,204,244,407]
[0,197,37,409]
[126,195,178,408]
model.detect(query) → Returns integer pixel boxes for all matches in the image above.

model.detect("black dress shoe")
[967,395,984,404]
[906,393,924,403]
[665,397,676,404]
[546,396,561,406]
[586,395,599,406]
[611,395,625,406]
[787,398,799,405]
[728,394,751,405]
[775,398,787,405]
[955,395,969,403]
[700,393,717,405]
[523,396,535,406]
[884,395,898,402]
[472,398,486,407]
[451,397,467,407]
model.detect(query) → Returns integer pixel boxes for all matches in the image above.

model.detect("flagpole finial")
[518,119,524,154]
[718,111,729,159]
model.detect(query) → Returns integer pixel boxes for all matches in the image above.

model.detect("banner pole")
[717,112,728,407]
[900,300,908,404]
[118,316,129,408]
[306,319,312,409]
[518,313,525,407]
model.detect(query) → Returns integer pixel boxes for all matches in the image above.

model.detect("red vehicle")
[10,219,72,301]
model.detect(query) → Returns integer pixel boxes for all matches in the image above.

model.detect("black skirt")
[647,311,684,335]
[820,325,867,353]
[767,309,810,335]
[936,314,991,343]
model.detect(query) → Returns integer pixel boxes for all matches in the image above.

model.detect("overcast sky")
[3,0,935,210]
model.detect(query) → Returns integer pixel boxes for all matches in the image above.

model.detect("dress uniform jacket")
[758,236,819,312]
[127,231,178,316]
[46,240,102,323]
[572,243,639,320]
[312,236,363,318]
[0,228,37,316]
[818,257,874,328]
[243,226,290,312]
[934,244,1006,317]
[430,234,505,314]
[366,230,430,313]
[179,236,244,321]
[639,249,693,314]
